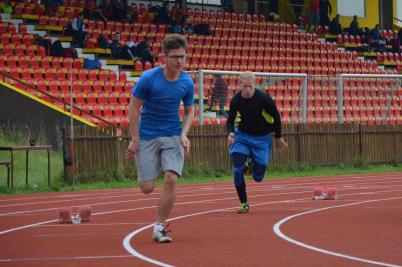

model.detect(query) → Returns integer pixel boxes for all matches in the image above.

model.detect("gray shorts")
[135,136,184,182]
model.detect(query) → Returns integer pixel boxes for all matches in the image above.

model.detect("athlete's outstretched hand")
[274,137,288,151]
[181,134,191,156]
[124,139,139,160]
[228,132,235,145]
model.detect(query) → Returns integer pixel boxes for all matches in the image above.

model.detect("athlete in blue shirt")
[125,34,194,242]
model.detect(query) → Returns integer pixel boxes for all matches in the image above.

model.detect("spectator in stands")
[390,31,401,53]
[268,12,280,22]
[329,14,343,35]
[136,37,155,65]
[126,4,138,23]
[124,34,193,243]
[0,0,12,14]
[33,34,51,55]
[349,15,362,36]
[70,13,86,48]
[110,32,123,58]
[168,22,185,34]
[307,0,320,33]
[361,27,372,43]
[43,0,61,16]
[111,0,126,21]
[399,29,402,43]
[226,72,288,214]
[207,74,228,118]
[319,0,332,27]
[99,0,113,21]
[153,1,174,25]
[184,22,193,35]
[193,23,212,35]
[371,24,386,52]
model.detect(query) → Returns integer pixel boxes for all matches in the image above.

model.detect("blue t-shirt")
[131,67,194,139]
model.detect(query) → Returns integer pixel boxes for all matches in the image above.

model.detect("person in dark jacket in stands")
[329,14,343,35]
[70,13,86,47]
[319,0,332,27]
[390,31,401,53]
[136,37,155,65]
[349,15,362,36]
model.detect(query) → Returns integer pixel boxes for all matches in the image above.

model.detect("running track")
[0,172,401,267]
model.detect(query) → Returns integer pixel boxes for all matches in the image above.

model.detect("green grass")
[0,128,64,193]
[0,127,401,195]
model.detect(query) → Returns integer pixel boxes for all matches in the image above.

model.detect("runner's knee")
[164,171,178,185]
[231,152,248,167]
[231,153,248,186]
[252,163,266,182]
[140,181,155,194]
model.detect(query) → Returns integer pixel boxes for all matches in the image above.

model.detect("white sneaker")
[153,229,172,243]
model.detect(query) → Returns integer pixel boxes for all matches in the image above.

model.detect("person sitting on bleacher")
[43,0,63,16]
[135,37,155,65]
[319,0,332,27]
[153,1,175,25]
[329,14,343,35]
[125,4,138,23]
[371,24,386,52]
[348,15,363,36]
[390,31,401,53]
[33,34,51,55]
[111,0,126,21]
[70,13,86,48]
[0,0,12,14]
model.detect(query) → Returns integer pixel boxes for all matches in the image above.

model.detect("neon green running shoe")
[237,202,250,214]
[244,158,252,175]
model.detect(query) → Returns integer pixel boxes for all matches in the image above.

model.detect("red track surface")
[0,172,401,267]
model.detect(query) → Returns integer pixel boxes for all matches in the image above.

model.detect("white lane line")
[123,189,402,267]
[123,198,303,267]
[3,177,402,216]
[0,188,312,216]
[0,172,398,205]
[35,222,152,227]
[273,196,402,267]
[0,255,133,263]
[0,190,311,235]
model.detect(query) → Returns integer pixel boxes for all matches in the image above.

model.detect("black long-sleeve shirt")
[226,89,282,138]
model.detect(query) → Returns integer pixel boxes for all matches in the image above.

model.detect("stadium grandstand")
[0,0,401,129]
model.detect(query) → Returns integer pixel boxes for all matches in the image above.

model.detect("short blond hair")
[239,71,256,83]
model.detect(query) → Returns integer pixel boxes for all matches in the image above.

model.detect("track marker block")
[79,206,92,222]
[59,208,71,223]
[58,206,92,223]
[313,186,338,200]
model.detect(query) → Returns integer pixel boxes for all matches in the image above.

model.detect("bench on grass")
[0,160,11,187]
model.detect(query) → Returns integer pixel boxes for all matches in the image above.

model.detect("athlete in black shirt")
[227,72,288,213]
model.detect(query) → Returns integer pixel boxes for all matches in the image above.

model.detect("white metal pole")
[198,70,204,125]
[69,68,75,188]
[337,74,344,123]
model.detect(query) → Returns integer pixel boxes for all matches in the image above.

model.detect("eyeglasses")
[167,55,187,61]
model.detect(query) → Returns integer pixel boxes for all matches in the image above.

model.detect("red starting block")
[313,186,337,200]
[58,206,92,223]
[59,207,71,223]
[79,206,91,222]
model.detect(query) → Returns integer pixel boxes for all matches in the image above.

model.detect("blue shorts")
[229,129,272,166]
